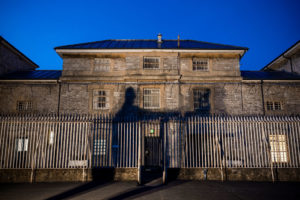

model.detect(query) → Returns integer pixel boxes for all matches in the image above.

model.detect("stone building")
[1,36,300,183]
[0,35,300,116]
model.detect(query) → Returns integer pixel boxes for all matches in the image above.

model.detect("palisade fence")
[0,114,300,170]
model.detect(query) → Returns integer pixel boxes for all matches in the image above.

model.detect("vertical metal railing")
[0,114,300,169]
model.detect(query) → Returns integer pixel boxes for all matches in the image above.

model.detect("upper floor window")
[193,58,208,71]
[266,101,282,111]
[193,88,210,112]
[143,57,159,69]
[94,58,110,71]
[17,101,33,112]
[143,88,160,109]
[269,134,288,163]
[93,90,109,110]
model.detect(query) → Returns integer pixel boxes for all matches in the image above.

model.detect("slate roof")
[241,71,300,80]
[55,39,248,50]
[0,70,61,80]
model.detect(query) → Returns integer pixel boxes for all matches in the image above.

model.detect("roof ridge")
[55,39,248,50]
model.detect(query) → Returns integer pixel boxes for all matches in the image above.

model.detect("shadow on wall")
[91,87,223,181]
[45,87,220,199]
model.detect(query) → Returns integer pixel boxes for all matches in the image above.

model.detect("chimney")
[177,34,180,48]
[157,33,162,43]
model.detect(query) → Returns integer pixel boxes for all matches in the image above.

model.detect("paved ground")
[0,181,300,200]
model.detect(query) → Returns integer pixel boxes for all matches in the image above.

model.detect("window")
[17,101,33,112]
[193,88,210,112]
[269,134,288,163]
[93,139,106,155]
[266,101,282,111]
[93,90,109,110]
[193,58,208,71]
[143,89,160,109]
[94,58,110,71]
[143,57,159,69]
[16,138,28,152]
[49,131,54,145]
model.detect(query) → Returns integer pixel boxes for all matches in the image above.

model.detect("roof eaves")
[261,40,300,71]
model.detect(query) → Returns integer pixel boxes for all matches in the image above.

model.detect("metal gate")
[143,121,162,168]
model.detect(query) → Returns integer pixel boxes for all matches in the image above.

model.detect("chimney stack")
[157,33,162,43]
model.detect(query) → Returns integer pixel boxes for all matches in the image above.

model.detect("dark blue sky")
[1,0,299,71]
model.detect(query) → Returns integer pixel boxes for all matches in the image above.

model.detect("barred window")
[266,101,282,111]
[193,88,210,112]
[17,101,33,112]
[269,135,288,163]
[93,139,106,155]
[93,90,109,110]
[143,57,159,69]
[193,58,208,71]
[143,89,160,109]
[94,58,110,71]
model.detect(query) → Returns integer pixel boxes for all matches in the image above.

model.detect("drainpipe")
[260,80,265,115]
[57,81,62,115]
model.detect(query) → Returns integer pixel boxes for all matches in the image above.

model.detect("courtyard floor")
[0,180,300,200]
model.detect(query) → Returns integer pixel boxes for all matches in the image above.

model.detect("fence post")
[163,120,167,184]
[138,121,142,185]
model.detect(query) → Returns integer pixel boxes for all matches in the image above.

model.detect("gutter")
[0,79,58,83]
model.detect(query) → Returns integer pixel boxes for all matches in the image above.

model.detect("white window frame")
[93,90,110,110]
[17,101,33,112]
[143,88,160,109]
[16,138,28,152]
[94,58,111,71]
[269,134,288,163]
[143,57,160,69]
[93,139,106,155]
[192,58,209,71]
[266,101,283,111]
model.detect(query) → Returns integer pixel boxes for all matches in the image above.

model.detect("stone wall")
[60,83,89,114]
[0,168,138,183]
[60,53,241,78]
[0,81,299,115]
[169,168,300,182]
[1,168,300,183]
[0,83,59,114]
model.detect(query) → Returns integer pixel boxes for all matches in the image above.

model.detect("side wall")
[0,83,59,114]
[275,52,300,75]
[0,43,36,75]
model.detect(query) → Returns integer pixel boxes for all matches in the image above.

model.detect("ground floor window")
[93,90,109,110]
[93,139,106,155]
[269,134,288,163]
[143,88,160,109]
[193,88,210,112]
[17,101,33,112]
[266,101,283,111]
